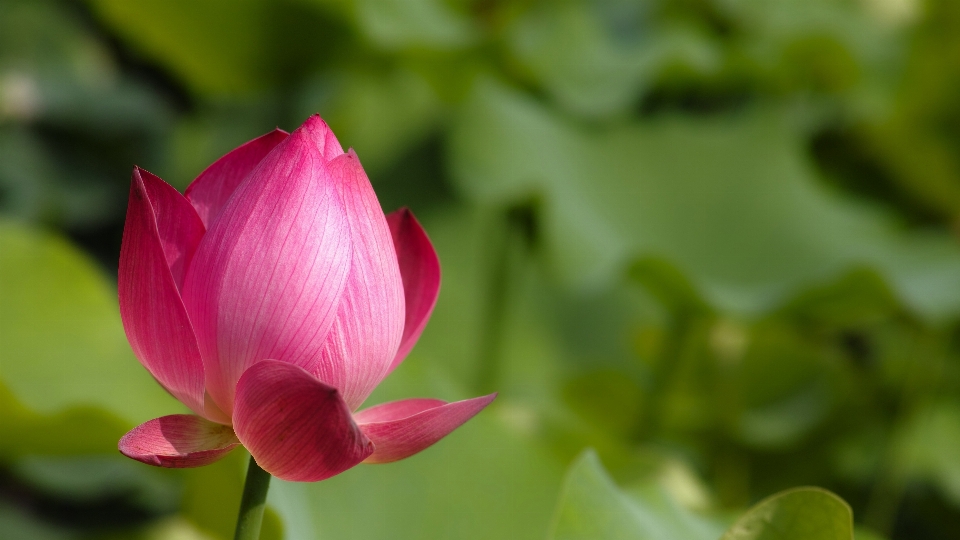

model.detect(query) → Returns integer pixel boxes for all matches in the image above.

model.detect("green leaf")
[854,527,888,540]
[0,503,74,540]
[0,384,129,458]
[0,219,180,423]
[736,383,831,449]
[352,0,479,50]
[450,80,960,319]
[506,1,720,118]
[0,0,173,229]
[894,399,960,507]
[728,321,835,449]
[860,0,960,221]
[0,224,280,538]
[1,0,117,88]
[12,455,178,512]
[549,449,723,540]
[89,0,271,96]
[290,0,479,51]
[720,487,853,540]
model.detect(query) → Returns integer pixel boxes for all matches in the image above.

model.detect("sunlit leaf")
[450,79,960,319]
[720,487,853,540]
[0,219,180,423]
[549,449,724,540]
[89,0,271,96]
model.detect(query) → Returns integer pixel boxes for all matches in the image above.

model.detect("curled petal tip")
[297,115,344,160]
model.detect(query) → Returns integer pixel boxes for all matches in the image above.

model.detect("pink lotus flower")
[117,115,495,481]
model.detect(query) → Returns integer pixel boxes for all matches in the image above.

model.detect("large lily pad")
[0,219,179,423]
[549,449,723,540]
[450,80,960,318]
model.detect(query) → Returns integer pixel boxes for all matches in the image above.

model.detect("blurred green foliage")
[550,450,726,540]
[3,0,960,538]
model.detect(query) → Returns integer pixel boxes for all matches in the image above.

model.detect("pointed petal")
[119,414,239,468]
[182,124,352,415]
[386,208,441,373]
[185,129,289,228]
[301,114,345,160]
[233,360,373,482]
[353,398,447,423]
[119,168,207,416]
[309,150,405,410]
[356,394,497,464]
[130,168,206,289]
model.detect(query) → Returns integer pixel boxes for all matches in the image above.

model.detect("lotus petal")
[185,129,288,228]
[301,114,345,160]
[356,394,497,464]
[119,168,207,417]
[233,360,374,481]
[183,121,352,414]
[386,208,441,373]
[310,150,405,410]
[119,414,239,468]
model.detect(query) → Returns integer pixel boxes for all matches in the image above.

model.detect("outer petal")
[233,360,374,482]
[119,168,207,417]
[185,129,289,228]
[310,150,405,410]
[353,398,446,423]
[119,414,239,468]
[356,394,497,464]
[182,119,352,415]
[386,208,441,373]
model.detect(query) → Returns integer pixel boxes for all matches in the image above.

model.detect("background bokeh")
[3,0,960,538]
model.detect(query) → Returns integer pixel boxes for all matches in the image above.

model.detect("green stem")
[475,212,513,395]
[233,455,272,540]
